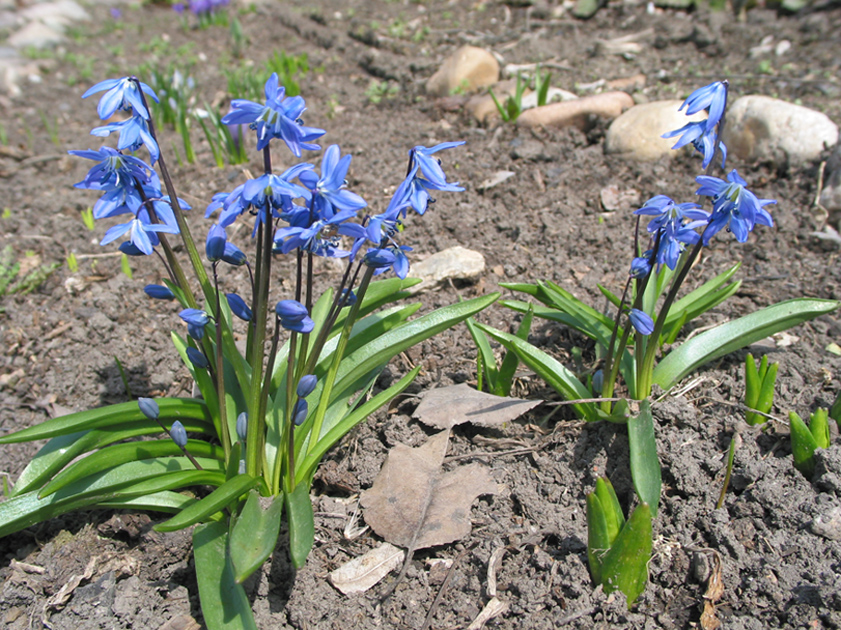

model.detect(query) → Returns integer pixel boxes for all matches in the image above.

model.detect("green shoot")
[80,207,96,231]
[744,353,779,425]
[121,253,133,279]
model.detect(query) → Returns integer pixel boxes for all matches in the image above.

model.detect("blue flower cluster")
[71,78,191,255]
[662,81,728,169]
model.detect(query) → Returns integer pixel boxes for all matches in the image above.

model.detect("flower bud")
[222,242,247,266]
[138,397,159,420]
[169,420,187,448]
[226,293,253,322]
[296,375,317,398]
[206,224,227,262]
[144,284,175,300]
[629,308,654,336]
[293,399,308,426]
[186,347,209,369]
[236,411,248,442]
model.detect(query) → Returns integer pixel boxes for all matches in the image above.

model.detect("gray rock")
[811,505,841,541]
[723,95,839,165]
[409,246,485,293]
[7,21,65,49]
[20,0,90,23]
[605,100,707,161]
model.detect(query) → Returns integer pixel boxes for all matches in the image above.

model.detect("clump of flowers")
[0,73,498,630]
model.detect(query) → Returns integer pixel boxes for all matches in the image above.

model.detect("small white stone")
[811,506,841,541]
[723,95,839,165]
[20,0,90,22]
[604,100,707,161]
[409,246,485,293]
[8,21,65,49]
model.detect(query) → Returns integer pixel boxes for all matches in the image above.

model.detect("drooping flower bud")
[275,299,314,333]
[138,397,160,420]
[169,420,187,448]
[144,284,175,300]
[296,375,317,398]
[629,308,654,336]
[226,293,253,322]
[186,347,209,369]
[236,411,248,443]
[293,399,308,426]
[206,224,227,262]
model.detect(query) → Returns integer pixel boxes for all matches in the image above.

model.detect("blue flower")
[363,247,396,270]
[169,420,188,448]
[297,374,317,398]
[91,115,160,163]
[186,347,209,368]
[69,147,153,190]
[221,242,247,266]
[661,122,727,170]
[274,209,366,257]
[82,77,159,121]
[629,253,652,279]
[99,215,179,255]
[138,397,160,420]
[275,299,314,333]
[222,73,325,155]
[679,81,728,132]
[206,224,227,262]
[412,142,465,188]
[144,284,175,300]
[226,293,253,322]
[696,170,776,245]
[298,145,367,218]
[629,308,654,336]
[180,308,210,330]
[634,195,707,234]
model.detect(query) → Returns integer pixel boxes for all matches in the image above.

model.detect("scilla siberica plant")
[0,74,498,629]
[473,80,838,604]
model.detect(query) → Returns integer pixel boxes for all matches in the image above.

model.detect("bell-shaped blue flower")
[226,293,253,322]
[678,81,728,132]
[276,299,314,333]
[696,170,775,245]
[138,397,160,420]
[82,77,159,121]
[629,308,654,336]
[206,224,227,262]
[222,242,247,266]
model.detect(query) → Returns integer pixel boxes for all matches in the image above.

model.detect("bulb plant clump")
[0,73,499,629]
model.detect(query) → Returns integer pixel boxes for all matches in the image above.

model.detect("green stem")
[212,263,231,459]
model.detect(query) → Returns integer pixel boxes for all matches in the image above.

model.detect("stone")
[723,95,839,165]
[604,100,707,161]
[426,46,499,97]
[516,91,633,130]
[20,0,90,22]
[465,79,528,123]
[7,21,65,49]
[811,506,841,541]
[409,246,485,293]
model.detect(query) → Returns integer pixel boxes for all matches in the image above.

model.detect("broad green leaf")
[40,440,225,498]
[594,477,624,542]
[330,277,421,334]
[97,490,199,514]
[329,294,499,404]
[477,324,597,421]
[230,490,283,584]
[666,263,740,325]
[653,299,840,391]
[628,401,661,517]
[285,481,314,569]
[155,474,258,532]
[193,521,257,630]
[789,411,819,477]
[494,305,534,397]
[0,398,212,444]
[12,418,216,497]
[586,492,610,585]
[296,366,421,485]
[599,503,653,606]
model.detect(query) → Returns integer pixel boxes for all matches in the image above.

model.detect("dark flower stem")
[212,262,231,458]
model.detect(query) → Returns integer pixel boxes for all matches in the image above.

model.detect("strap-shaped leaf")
[628,401,661,517]
[0,398,212,444]
[464,316,499,391]
[653,298,840,390]
[155,474,258,532]
[286,480,315,569]
[476,323,596,421]
[96,490,200,514]
[599,503,653,606]
[230,490,284,584]
[193,521,257,630]
[39,440,225,498]
[494,305,534,397]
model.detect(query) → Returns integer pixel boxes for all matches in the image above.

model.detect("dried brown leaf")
[328,543,405,595]
[361,430,498,551]
[413,384,541,430]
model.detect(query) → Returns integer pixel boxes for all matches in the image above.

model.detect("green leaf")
[586,492,610,585]
[0,398,212,444]
[599,503,653,606]
[96,490,200,514]
[193,521,257,630]
[666,263,741,326]
[465,316,499,392]
[494,305,534,397]
[755,361,779,418]
[628,401,661,517]
[477,323,597,421]
[229,490,283,584]
[744,353,761,424]
[789,411,819,477]
[810,408,830,450]
[12,418,215,497]
[594,477,624,542]
[653,299,840,391]
[40,440,225,498]
[285,481,314,569]
[155,474,258,533]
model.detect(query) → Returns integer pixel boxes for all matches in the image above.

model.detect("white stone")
[409,246,485,293]
[604,100,707,161]
[8,21,65,49]
[426,46,499,97]
[723,95,838,165]
[20,0,90,22]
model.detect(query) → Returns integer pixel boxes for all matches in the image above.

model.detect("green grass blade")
[193,521,257,630]
[653,299,840,391]
[155,474,258,532]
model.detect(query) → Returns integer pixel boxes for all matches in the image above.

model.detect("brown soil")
[2,1,841,629]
